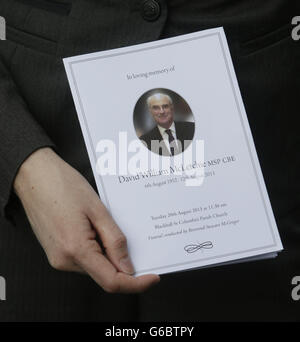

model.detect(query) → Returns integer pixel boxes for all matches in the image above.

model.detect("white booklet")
[63,27,283,276]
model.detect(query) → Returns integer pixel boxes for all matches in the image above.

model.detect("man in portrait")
[139,93,195,156]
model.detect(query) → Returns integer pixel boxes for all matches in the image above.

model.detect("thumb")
[88,200,135,275]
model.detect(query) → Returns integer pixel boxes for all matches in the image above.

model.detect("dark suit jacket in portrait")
[0,0,300,322]
[139,121,195,156]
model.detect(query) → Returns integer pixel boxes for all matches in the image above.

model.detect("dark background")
[0,0,299,321]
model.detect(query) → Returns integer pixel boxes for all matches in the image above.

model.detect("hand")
[14,147,160,293]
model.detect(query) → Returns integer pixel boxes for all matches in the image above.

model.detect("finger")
[112,273,161,294]
[88,201,134,275]
[76,241,160,293]
[48,256,86,274]
[71,262,87,275]
[65,264,87,275]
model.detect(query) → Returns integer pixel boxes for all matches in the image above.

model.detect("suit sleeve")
[0,57,56,222]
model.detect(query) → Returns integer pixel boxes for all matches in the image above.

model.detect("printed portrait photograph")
[133,88,195,156]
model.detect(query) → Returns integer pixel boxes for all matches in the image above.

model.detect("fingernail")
[120,256,135,274]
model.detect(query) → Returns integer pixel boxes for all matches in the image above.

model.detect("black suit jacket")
[140,121,195,155]
[0,0,300,322]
